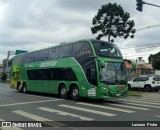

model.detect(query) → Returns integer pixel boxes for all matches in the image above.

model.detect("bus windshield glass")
[92,41,122,58]
[100,62,127,85]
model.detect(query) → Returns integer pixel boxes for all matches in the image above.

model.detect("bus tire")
[71,86,80,101]
[59,84,68,99]
[17,82,22,93]
[22,83,27,94]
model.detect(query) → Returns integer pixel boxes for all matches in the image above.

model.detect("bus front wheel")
[71,86,79,101]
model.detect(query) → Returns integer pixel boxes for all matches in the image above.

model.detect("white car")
[128,75,160,92]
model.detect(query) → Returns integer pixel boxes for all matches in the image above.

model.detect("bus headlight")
[101,87,109,91]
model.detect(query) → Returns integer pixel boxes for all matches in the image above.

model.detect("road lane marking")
[108,103,150,110]
[156,115,160,117]
[131,97,160,101]
[122,102,160,109]
[38,107,94,121]
[13,92,57,99]
[58,104,115,117]
[0,99,63,107]
[12,110,52,121]
[12,110,66,127]
[118,99,160,105]
[77,102,134,113]
[0,118,22,130]
[128,98,160,103]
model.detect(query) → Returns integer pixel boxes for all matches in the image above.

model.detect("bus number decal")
[88,88,96,96]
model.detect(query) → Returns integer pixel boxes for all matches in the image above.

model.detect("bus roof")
[14,39,114,57]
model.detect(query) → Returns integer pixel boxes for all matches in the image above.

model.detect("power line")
[136,24,160,32]
[120,42,160,50]
[121,47,160,55]
[121,44,160,53]
[122,46,160,57]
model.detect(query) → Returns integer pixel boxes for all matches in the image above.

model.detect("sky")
[0,0,160,64]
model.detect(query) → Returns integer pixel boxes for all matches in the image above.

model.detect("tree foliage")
[1,72,7,82]
[91,3,136,42]
[148,52,160,70]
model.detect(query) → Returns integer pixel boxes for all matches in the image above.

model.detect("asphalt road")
[0,83,160,130]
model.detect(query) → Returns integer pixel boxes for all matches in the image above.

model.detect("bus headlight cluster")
[101,87,109,91]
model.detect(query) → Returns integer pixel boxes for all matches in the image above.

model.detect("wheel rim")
[23,86,26,93]
[61,87,66,96]
[145,86,150,92]
[72,89,78,97]
[18,84,21,91]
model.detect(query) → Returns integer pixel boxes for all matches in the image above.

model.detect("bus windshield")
[92,41,122,58]
[100,62,127,85]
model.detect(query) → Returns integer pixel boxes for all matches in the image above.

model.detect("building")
[125,60,136,80]
[155,70,160,75]
[136,63,154,76]
[125,59,154,80]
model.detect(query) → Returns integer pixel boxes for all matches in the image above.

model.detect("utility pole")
[5,51,15,73]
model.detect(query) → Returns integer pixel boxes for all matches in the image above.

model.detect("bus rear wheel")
[71,86,79,101]
[59,85,68,99]
[17,83,22,93]
[22,83,27,94]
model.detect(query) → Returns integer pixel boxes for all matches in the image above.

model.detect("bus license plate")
[116,94,121,96]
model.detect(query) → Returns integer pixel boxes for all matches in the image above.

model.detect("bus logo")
[40,61,57,68]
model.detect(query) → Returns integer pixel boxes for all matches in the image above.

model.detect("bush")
[1,72,7,82]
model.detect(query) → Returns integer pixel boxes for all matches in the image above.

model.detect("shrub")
[1,72,7,82]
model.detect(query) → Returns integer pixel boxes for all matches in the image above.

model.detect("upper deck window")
[92,41,123,58]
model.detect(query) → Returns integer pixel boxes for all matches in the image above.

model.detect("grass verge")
[128,90,144,96]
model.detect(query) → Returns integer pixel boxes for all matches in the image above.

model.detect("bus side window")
[49,47,58,59]
[72,42,92,58]
[27,70,36,80]
[64,68,77,81]
[49,69,57,80]
[39,50,49,61]
[58,44,72,58]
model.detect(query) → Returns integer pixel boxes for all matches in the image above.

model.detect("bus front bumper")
[97,87,128,99]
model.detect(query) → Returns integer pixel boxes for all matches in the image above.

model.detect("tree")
[91,3,136,42]
[148,54,154,63]
[148,52,160,70]
[1,72,7,82]
[138,57,143,61]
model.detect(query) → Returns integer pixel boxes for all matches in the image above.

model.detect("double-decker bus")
[10,39,135,100]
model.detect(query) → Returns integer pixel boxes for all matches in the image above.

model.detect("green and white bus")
[10,39,135,100]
